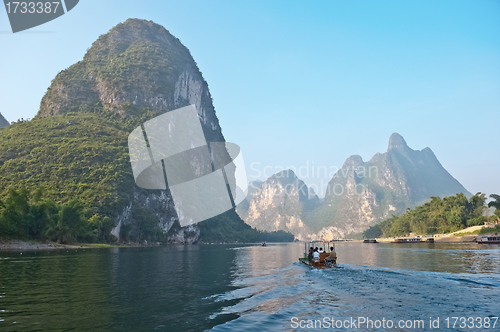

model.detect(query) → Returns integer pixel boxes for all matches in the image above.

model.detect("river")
[0,242,499,331]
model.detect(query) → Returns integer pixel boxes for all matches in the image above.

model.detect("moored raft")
[391,237,434,243]
[477,236,500,244]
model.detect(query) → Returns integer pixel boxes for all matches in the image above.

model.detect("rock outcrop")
[237,170,319,241]
[0,113,8,128]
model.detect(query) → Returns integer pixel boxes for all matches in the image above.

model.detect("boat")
[477,236,500,244]
[363,239,377,243]
[391,237,423,243]
[298,241,341,269]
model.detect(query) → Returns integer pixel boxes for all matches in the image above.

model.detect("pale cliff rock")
[238,170,319,241]
[241,134,471,241]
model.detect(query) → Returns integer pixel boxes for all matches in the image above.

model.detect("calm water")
[0,242,499,331]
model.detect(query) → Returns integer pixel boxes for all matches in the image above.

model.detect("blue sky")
[1,0,499,197]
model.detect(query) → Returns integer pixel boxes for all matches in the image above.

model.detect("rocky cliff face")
[38,19,223,143]
[37,19,229,243]
[308,133,472,239]
[237,170,319,241]
[242,133,471,241]
[0,113,8,128]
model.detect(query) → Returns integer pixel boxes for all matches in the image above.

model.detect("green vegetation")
[0,185,294,244]
[364,193,495,238]
[479,225,500,234]
[0,187,112,243]
[198,210,295,243]
[0,115,294,244]
[488,194,500,220]
[0,111,136,217]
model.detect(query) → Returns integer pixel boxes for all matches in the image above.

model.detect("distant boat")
[392,237,423,243]
[477,236,500,244]
[363,239,377,243]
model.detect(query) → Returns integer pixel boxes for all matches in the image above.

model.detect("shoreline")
[0,240,116,251]
[0,240,293,252]
[3,231,498,251]
[372,233,500,244]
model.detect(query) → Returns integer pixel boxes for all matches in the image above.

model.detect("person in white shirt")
[318,247,324,253]
[313,249,320,266]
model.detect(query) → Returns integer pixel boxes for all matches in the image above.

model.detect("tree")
[372,193,489,237]
[469,192,487,216]
[489,194,500,220]
[88,214,115,242]
[50,200,88,243]
[1,188,30,239]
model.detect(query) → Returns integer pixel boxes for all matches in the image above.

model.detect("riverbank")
[371,225,500,243]
[0,240,89,251]
[0,240,140,251]
[0,240,290,251]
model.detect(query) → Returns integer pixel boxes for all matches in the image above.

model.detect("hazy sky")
[1,0,499,197]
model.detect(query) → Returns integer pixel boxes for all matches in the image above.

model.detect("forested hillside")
[364,193,498,238]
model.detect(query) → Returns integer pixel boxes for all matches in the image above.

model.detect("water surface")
[0,242,498,331]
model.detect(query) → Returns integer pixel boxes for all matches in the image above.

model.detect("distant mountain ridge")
[0,113,8,128]
[239,133,471,240]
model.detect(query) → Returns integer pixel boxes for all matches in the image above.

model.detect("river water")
[0,242,499,331]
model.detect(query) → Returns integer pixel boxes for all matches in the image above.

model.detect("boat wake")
[209,263,500,331]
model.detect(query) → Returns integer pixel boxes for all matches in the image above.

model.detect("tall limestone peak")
[305,133,471,240]
[0,113,8,128]
[237,169,319,240]
[388,132,409,151]
[0,19,250,244]
[38,18,223,141]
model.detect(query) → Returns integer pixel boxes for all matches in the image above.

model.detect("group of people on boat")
[308,246,337,267]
